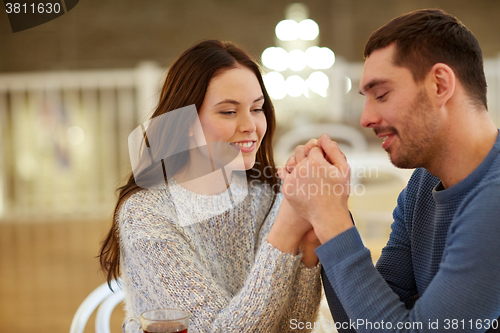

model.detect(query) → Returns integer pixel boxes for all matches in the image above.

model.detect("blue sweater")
[317,132,500,333]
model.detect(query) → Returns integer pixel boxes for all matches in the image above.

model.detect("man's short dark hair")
[364,9,487,109]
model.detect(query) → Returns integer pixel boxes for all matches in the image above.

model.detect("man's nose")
[360,100,381,128]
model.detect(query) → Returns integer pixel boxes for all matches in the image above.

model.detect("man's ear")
[427,63,456,108]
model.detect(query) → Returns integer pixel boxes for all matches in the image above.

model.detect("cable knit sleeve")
[254,187,322,332]
[277,262,322,331]
[119,183,306,333]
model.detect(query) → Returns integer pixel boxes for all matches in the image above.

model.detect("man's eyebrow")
[214,95,264,106]
[359,79,389,96]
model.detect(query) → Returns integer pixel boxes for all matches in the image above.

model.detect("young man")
[280,9,500,332]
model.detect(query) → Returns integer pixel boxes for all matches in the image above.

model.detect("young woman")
[99,40,321,332]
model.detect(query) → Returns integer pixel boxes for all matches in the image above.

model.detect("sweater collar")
[167,171,249,227]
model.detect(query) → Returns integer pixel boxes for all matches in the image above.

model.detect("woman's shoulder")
[117,187,179,236]
[121,187,173,213]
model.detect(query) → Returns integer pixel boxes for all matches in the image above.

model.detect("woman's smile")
[230,140,257,153]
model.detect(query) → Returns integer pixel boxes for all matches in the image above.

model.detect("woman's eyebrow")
[214,99,239,106]
[214,95,264,106]
[253,95,264,103]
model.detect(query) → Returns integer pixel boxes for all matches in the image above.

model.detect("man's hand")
[283,138,319,174]
[280,134,353,244]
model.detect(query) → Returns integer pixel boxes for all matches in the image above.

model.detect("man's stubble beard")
[389,88,441,170]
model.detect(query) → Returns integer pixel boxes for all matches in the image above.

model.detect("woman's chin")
[243,159,256,171]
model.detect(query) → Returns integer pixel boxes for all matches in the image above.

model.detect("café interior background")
[2,1,500,332]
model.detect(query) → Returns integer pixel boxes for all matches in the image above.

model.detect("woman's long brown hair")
[99,40,280,286]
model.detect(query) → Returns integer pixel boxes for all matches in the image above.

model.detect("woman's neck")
[174,167,232,195]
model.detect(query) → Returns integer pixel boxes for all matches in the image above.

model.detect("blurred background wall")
[1,1,500,332]
[2,0,500,72]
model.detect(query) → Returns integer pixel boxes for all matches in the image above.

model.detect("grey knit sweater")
[118,173,322,332]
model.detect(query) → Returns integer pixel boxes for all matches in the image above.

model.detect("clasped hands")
[267,134,354,267]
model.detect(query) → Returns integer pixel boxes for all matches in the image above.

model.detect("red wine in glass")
[143,322,187,333]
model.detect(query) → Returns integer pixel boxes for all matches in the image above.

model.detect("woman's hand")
[266,197,312,255]
[267,138,320,256]
[299,229,321,268]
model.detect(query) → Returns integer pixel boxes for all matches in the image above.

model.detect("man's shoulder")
[482,151,500,181]
[477,130,500,182]
[467,154,500,200]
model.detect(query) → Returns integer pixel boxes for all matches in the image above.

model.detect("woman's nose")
[238,111,257,132]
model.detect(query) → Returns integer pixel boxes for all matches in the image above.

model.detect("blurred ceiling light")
[286,75,306,97]
[264,3,332,102]
[318,47,335,69]
[275,18,319,42]
[67,126,85,146]
[298,19,319,40]
[307,71,329,97]
[262,47,288,71]
[276,19,299,41]
[261,46,335,72]
[263,72,287,100]
[346,77,352,94]
[305,46,321,69]
[288,50,306,71]
[305,46,335,69]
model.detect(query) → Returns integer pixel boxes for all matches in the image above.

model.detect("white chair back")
[70,279,125,333]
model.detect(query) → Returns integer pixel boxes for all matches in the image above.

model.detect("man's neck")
[427,115,498,189]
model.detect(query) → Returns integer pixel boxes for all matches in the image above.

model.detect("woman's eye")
[252,108,264,113]
[220,111,236,115]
